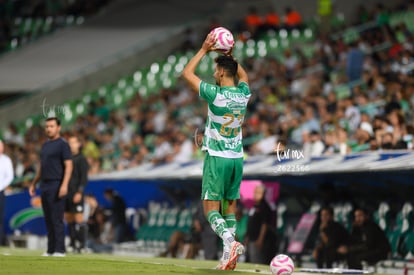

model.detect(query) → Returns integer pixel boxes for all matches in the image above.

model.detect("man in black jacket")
[337,208,391,269]
[313,206,350,268]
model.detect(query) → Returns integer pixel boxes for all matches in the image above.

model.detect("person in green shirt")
[182,32,251,270]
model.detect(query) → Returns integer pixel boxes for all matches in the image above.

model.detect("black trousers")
[40,182,66,254]
[347,249,388,269]
[316,246,344,268]
[0,190,5,245]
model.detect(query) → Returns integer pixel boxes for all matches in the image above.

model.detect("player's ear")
[219,67,225,77]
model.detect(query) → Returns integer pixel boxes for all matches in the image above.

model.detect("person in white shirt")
[0,140,14,245]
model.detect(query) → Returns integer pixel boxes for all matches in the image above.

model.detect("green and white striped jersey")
[199,81,251,158]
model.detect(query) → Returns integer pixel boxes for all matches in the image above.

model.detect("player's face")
[68,137,80,154]
[45,120,60,139]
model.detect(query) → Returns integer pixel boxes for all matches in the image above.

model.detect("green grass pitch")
[0,247,273,274]
[0,247,391,275]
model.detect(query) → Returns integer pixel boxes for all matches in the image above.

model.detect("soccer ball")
[210,27,234,53]
[270,254,295,275]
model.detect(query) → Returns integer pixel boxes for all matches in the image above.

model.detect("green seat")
[135,203,161,241]
[374,202,392,235]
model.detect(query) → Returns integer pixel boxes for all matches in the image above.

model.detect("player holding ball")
[181,28,251,270]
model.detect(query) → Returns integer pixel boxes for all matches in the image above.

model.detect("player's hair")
[215,55,238,78]
[46,117,61,126]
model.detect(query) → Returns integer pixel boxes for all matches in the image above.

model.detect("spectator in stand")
[282,7,303,30]
[243,6,263,39]
[263,6,280,32]
[303,130,325,158]
[352,121,373,152]
[346,41,365,82]
[337,208,391,269]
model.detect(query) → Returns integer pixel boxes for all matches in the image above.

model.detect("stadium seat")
[388,202,414,258]
[277,202,287,235]
[374,202,392,235]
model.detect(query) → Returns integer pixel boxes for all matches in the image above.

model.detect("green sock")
[207,210,235,246]
[224,213,237,237]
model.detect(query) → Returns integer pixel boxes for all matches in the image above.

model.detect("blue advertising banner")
[3,179,170,236]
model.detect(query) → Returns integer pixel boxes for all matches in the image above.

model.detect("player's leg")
[201,154,235,263]
[221,157,244,270]
[64,194,76,251]
[52,191,66,254]
[73,196,86,252]
[41,187,56,255]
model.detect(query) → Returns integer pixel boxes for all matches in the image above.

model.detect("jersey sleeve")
[61,140,72,161]
[238,81,251,96]
[199,81,218,103]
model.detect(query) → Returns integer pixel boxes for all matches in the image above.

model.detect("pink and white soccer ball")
[210,27,234,52]
[270,254,295,275]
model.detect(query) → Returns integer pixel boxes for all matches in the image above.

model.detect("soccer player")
[29,117,73,256]
[181,32,251,270]
[65,135,89,253]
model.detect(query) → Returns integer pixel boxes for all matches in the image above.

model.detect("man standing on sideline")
[29,117,73,256]
[0,140,14,246]
[65,135,89,253]
[182,32,251,270]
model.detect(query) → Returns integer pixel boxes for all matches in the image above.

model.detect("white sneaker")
[42,252,52,257]
[52,252,66,257]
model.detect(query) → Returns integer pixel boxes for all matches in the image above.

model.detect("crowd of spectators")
[2,2,414,189]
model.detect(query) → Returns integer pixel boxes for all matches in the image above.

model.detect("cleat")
[223,242,244,270]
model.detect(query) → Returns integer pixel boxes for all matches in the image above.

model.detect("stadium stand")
[0,0,111,54]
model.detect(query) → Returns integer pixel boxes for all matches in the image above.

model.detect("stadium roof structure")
[92,150,414,181]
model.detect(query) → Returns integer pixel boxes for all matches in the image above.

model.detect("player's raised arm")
[237,62,249,85]
[181,33,216,92]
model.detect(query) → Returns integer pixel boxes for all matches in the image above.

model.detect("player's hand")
[58,185,68,198]
[73,192,82,203]
[201,33,217,52]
